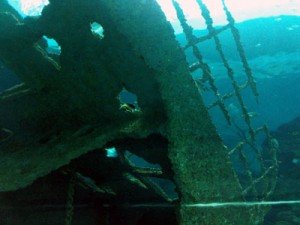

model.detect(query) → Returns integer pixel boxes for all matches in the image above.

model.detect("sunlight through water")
[156,0,300,32]
[8,0,49,17]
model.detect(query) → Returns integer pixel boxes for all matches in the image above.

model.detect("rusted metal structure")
[0,0,278,224]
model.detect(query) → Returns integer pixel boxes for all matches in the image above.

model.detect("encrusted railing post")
[100,1,262,224]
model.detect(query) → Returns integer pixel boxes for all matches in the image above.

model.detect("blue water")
[177,15,300,131]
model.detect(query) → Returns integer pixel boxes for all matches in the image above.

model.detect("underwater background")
[179,15,300,225]
[177,15,300,131]
[0,1,300,224]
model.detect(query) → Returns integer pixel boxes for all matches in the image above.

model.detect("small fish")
[247,112,259,118]
[255,43,262,48]
[119,103,139,113]
[104,147,118,158]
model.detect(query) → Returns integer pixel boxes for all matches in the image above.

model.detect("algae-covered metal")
[0,0,273,224]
